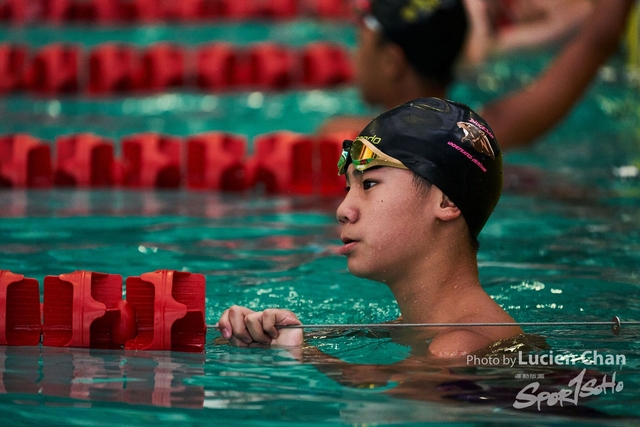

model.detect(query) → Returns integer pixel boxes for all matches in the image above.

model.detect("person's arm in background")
[495,0,593,55]
[464,0,594,65]
[481,0,635,149]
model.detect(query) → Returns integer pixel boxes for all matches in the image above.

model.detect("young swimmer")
[218,97,523,357]
[319,0,634,150]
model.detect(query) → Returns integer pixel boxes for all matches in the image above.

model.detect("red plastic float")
[25,43,80,94]
[139,43,185,91]
[248,43,297,89]
[196,43,237,90]
[306,0,350,18]
[120,133,183,188]
[53,133,116,187]
[119,0,162,23]
[0,44,28,93]
[69,0,123,22]
[40,0,73,23]
[247,131,315,194]
[125,270,206,352]
[162,0,221,21]
[187,132,248,191]
[302,42,353,87]
[0,270,42,346]
[0,134,52,188]
[88,43,140,94]
[42,271,136,349]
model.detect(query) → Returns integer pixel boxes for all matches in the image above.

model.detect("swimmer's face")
[336,165,435,283]
[354,25,388,106]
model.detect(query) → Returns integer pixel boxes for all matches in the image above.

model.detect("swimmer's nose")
[336,194,358,224]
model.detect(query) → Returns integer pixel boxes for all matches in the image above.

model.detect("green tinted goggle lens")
[337,138,408,175]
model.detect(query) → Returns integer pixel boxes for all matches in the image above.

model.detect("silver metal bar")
[208,316,638,336]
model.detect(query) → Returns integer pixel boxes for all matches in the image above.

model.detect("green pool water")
[1,20,640,427]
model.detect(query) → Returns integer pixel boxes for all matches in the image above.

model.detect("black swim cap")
[362,0,468,85]
[356,97,502,238]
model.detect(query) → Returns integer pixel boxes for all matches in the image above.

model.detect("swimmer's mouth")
[341,237,356,245]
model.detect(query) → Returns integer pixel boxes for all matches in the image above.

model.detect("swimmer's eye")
[362,180,377,190]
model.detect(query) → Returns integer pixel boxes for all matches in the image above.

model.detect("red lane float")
[0,270,42,346]
[248,43,297,89]
[121,133,183,188]
[88,43,140,94]
[125,270,206,352]
[187,132,248,191]
[0,41,353,94]
[302,42,353,87]
[42,271,136,349]
[53,133,116,187]
[220,0,297,20]
[247,131,315,194]
[25,43,80,95]
[139,43,185,92]
[0,44,28,94]
[0,269,207,352]
[196,43,237,90]
[0,134,52,188]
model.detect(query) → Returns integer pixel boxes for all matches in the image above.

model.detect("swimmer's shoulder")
[427,329,495,358]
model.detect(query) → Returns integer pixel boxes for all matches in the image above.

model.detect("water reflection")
[0,346,205,409]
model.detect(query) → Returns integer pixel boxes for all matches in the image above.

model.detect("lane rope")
[210,316,640,336]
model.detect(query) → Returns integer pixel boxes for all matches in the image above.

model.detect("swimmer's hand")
[218,305,303,347]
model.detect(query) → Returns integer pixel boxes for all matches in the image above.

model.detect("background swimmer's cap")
[357,97,502,238]
[365,0,468,85]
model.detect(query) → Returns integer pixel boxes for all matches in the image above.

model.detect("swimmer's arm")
[217,305,303,347]
[480,0,634,149]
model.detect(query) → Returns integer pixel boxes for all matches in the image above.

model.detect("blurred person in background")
[319,0,633,151]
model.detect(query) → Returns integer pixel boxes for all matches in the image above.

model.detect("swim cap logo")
[401,0,441,22]
[457,122,495,159]
[360,135,382,145]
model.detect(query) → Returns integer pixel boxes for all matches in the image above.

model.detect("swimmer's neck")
[388,251,482,325]
[381,74,448,110]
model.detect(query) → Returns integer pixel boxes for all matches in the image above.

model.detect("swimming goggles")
[337,137,408,175]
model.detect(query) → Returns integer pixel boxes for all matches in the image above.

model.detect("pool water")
[1,21,640,426]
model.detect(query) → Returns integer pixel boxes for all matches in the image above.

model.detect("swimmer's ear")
[436,194,462,222]
[382,42,410,80]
